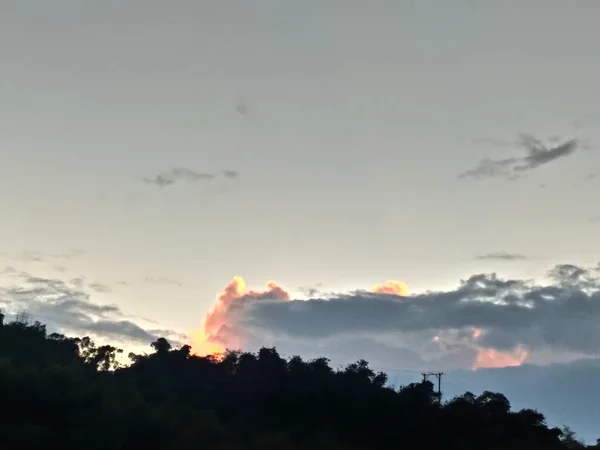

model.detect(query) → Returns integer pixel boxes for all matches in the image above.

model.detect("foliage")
[0,314,594,449]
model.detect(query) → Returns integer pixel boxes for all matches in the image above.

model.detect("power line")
[422,372,444,403]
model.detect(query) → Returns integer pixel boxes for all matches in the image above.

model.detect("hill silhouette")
[0,312,596,450]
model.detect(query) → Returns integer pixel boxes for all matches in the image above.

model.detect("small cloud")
[53,249,87,259]
[235,96,251,116]
[70,277,85,289]
[89,282,111,293]
[142,167,238,188]
[13,251,45,262]
[460,134,579,181]
[144,276,183,288]
[236,102,249,116]
[573,172,597,187]
[298,283,324,298]
[222,169,239,179]
[142,174,176,188]
[476,252,528,261]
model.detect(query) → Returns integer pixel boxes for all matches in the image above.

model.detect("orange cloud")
[191,277,529,371]
[191,276,289,356]
[470,327,528,369]
[473,345,529,370]
[371,280,408,296]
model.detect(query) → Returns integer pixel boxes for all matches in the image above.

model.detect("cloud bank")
[0,271,176,344]
[191,262,600,372]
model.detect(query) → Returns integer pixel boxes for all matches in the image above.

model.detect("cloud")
[460,134,578,180]
[371,280,409,296]
[476,252,528,261]
[0,249,87,263]
[142,167,238,188]
[235,101,249,116]
[222,169,239,179]
[190,276,290,355]
[144,276,183,288]
[88,282,111,293]
[298,283,324,298]
[0,272,175,344]
[190,262,600,372]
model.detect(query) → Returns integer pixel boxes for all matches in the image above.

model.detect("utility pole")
[421,372,444,404]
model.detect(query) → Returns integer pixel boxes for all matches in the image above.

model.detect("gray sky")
[1,0,600,441]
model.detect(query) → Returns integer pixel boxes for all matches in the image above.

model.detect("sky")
[1,0,600,443]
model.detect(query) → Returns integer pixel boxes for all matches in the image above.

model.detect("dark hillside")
[0,314,594,450]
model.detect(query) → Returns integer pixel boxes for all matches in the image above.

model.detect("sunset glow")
[473,345,529,370]
[371,280,409,296]
[190,276,290,356]
[191,277,528,370]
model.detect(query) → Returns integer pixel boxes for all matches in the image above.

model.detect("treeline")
[0,313,595,449]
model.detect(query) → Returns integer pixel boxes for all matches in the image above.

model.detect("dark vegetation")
[0,312,596,450]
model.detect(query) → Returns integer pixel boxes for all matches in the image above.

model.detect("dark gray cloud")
[219,262,600,365]
[142,167,238,187]
[476,252,528,261]
[0,272,174,344]
[460,134,578,180]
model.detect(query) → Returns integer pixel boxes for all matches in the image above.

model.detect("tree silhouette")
[0,313,595,449]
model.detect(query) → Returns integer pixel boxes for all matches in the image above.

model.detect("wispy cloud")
[0,272,176,344]
[144,276,183,288]
[142,167,238,188]
[0,249,87,263]
[88,282,112,293]
[476,252,528,261]
[584,173,597,181]
[460,134,578,180]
